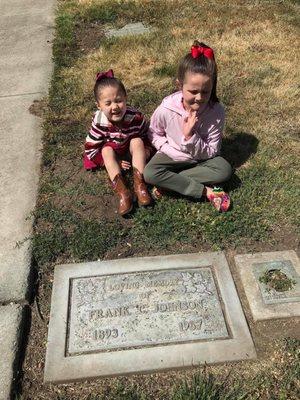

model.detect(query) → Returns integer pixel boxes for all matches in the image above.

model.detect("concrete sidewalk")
[0,1,55,398]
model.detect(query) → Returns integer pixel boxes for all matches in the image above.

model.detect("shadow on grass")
[221,131,259,169]
[221,131,259,192]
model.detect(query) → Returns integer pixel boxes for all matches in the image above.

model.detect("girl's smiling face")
[180,72,212,113]
[97,85,127,123]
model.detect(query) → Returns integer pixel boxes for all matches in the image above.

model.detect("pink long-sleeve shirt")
[148,91,225,161]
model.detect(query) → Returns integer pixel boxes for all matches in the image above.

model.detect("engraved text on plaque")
[67,268,229,355]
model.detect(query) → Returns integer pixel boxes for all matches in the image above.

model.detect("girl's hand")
[183,110,198,140]
[119,160,131,170]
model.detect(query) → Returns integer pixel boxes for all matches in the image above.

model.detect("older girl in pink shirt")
[144,41,232,212]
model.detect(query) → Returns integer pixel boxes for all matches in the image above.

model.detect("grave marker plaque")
[45,253,256,383]
[235,251,300,321]
[106,22,152,38]
[68,268,228,355]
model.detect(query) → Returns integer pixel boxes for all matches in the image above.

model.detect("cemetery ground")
[19,0,299,399]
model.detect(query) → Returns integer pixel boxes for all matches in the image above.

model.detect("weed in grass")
[259,269,296,292]
[173,370,249,400]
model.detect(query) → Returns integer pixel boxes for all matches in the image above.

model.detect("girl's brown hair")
[94,77,127,102]
[177,40,219,103]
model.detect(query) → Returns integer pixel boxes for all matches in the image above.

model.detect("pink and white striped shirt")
[85,107,148,160]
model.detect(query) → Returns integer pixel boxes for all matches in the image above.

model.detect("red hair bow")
[191,45,214,60]
[96,69,114,81]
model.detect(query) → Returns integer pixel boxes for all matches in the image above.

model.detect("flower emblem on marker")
[181,272,212,295]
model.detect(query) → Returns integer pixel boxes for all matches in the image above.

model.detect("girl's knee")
[130,137,144,150]
[101,146,115,158]
[215,158,232,182]
[221,159,232,181]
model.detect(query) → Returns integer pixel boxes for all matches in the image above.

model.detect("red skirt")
[83,138,155,170]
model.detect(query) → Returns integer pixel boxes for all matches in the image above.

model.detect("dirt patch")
[29,98,48,118]
[76,22,106,55]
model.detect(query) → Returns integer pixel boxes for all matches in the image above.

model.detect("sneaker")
[207,187,230,212]
[151,186,165,200]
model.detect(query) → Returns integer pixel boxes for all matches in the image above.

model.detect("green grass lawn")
[33,0,300,267]
[20,1,300,399]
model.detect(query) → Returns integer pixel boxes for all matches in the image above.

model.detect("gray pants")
[144,153,232,199]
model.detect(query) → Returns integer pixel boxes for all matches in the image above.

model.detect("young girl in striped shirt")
[84,70,152,216]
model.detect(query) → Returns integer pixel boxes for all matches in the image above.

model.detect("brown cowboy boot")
[111,173,133,216]
[133,167,152,206]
